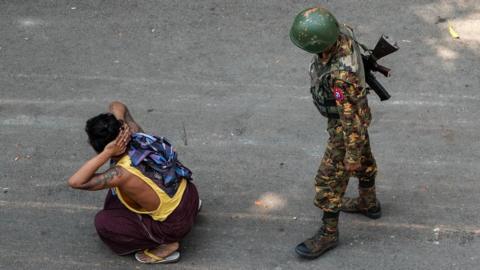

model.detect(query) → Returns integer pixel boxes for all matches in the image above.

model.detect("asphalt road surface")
[1,1,479,269]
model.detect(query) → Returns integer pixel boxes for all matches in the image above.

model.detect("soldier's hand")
[345,162,361,173]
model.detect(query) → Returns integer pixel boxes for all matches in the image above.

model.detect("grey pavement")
[1,0,479,269]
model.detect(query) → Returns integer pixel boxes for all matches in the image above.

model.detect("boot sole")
[294,243,337,259]
[364,210,382,219]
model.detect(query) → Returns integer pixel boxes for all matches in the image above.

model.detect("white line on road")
[1,72,478,106]
[1,200,479,236]
[0,98,97,105]
[2,72,301,91]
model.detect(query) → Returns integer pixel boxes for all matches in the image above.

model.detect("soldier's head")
[290,6,340,55]
[85,113,122,153]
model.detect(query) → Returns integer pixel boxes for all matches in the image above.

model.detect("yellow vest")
[115,155,187,221]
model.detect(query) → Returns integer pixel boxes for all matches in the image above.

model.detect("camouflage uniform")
[310,26,377,213]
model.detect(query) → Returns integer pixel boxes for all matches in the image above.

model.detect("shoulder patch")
[333,87,345,101]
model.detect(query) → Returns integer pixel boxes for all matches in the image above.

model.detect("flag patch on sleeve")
[333,87,344,101]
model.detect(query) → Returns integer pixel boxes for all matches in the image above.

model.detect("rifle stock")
[362,35,399,101]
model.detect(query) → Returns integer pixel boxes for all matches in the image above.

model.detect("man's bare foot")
[136,242,180,263]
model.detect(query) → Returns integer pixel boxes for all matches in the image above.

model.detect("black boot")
[341,186,382,219]
[295,212,339,259]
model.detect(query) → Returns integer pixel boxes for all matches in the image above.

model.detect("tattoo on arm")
[78,167,122,190]
[98,167,121,188]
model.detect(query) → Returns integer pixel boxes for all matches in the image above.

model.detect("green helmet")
[290,7,340,53]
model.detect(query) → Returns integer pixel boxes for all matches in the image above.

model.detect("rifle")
[361,35,399,101]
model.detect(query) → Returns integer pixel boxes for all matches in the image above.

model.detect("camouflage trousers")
[314,119,377,212]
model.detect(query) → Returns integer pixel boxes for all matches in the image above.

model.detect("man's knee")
[94,210,112,235]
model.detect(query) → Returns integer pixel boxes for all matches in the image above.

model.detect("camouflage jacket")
[310,26,372,165]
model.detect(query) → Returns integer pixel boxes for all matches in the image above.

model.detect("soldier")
[290,7,382,259]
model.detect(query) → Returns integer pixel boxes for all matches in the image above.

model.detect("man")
[289,7,381,258]
[68,101,200,264]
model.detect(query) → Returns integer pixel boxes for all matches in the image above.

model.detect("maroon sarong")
[94,182,199,255]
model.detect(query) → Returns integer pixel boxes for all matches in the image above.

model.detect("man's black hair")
[85,113,122,153]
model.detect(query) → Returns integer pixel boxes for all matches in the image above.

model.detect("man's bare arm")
[109,101,143,133]
[75,167,125,191]
[68,127,130,190]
